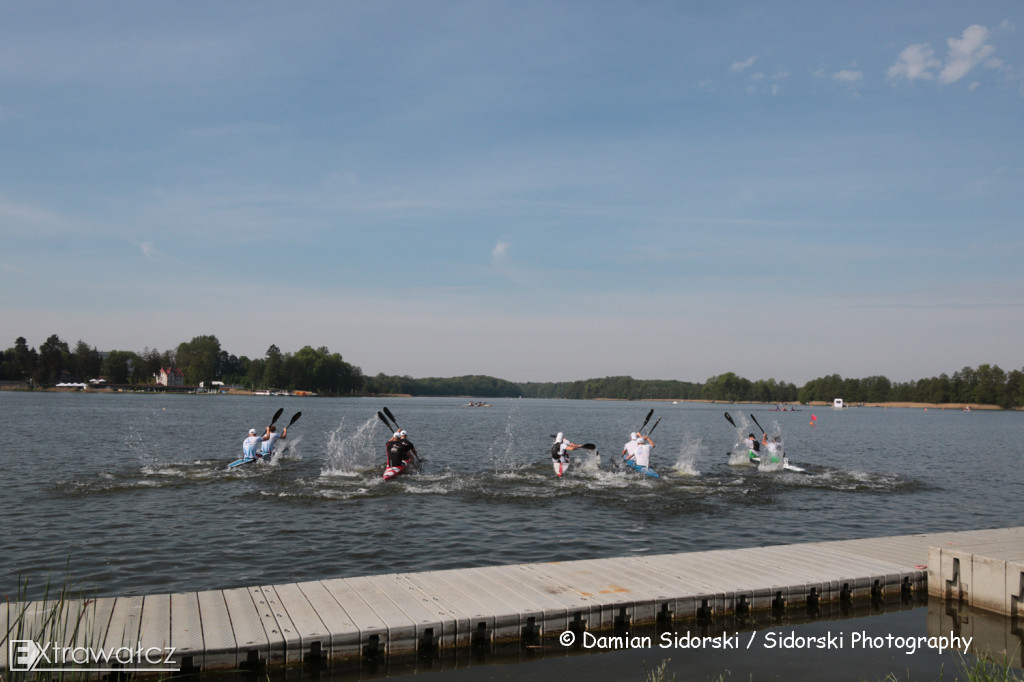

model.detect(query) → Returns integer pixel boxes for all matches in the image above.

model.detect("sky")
[1,1,1022,385]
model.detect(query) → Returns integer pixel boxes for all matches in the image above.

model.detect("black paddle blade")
[640,409,654,430]
[270,407,284,427]
[377,411,393,430]
[580,443,596,450]
[383,407,400,429]
[750,414,765,435]
[288,412,302,427]
[647,417,662,436]
[724,412,736,427]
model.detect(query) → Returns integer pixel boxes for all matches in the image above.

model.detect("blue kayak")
[622,455,660,479]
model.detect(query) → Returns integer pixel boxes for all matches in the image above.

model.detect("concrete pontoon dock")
[2,527,1021,676]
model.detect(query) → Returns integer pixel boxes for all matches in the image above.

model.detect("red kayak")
[383,459,415,481]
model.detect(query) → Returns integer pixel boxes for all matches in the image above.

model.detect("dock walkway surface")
[3,527,1022,675]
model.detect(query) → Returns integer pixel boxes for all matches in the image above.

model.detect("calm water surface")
[3,392,1019,600]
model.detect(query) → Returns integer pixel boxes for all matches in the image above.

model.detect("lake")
[1,392,1020,679]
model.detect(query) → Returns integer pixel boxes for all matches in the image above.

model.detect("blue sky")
[2,1,1022,384]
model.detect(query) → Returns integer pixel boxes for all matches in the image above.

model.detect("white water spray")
[321,417,381,476]
[672,433,702,476]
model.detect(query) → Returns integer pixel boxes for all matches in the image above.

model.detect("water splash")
[321,417,380,476]
[489,401,523,474]
[671,433,702,476]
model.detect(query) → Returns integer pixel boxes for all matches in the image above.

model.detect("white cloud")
[888,25,998,85]
[730,56,757,73]
[133,240,158,261]
[492,239,509,260]
[939,25,996,84]
[833,69,863,83]
[887,43,940,82]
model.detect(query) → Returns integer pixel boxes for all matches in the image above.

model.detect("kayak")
[622,454,660,479]
[227,455,261,469]
[553,459,570,477]
[383,458,417,481]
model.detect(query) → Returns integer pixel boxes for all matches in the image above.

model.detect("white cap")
[249,429,257,435]
[393,431,401,438]
[555,432,563,442]
[630,432,637,440]
[399,430,407,437]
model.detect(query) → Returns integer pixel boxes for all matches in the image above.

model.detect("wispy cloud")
[133,240,158,261]
[832,69,863,83]
[730,56,758,73]
[492,239,509,260]
[887,43,940,82]
[888,25,998,85]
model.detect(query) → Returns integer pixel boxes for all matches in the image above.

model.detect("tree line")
[0,334,363,396]
[3,334,1023,407]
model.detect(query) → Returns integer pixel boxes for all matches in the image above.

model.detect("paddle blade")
[383,407,400,429]
[646,417,662,436]
[377,411,393,430]
[724,412,736,427]
[288,412,302,427]
[270,407,284,426]
[640,409,654,430]
[750,414,765,435]
[580,443,596,450]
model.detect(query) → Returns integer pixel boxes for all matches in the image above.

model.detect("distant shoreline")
[0,385,1009,410]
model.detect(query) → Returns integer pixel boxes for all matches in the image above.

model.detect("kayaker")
[745,433,760,461]
[551,432,580,466]
[633,433,655,468]
[387,430,418,468]
[622,432,639,460]
[762,434,783,464]
[259,424,287,458]
[242,428,261,461]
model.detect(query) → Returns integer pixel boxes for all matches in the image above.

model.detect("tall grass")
[2,572,103,682]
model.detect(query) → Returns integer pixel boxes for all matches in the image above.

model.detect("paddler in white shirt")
[622,432,639,460]
[552,432,580,473]
[259,424,287,458]
[633,433,654,468]
[242,428,261,461]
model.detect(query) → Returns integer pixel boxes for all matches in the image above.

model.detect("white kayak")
[553,459,570,477]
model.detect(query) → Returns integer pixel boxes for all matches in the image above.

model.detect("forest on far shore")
[2,334,1023,408]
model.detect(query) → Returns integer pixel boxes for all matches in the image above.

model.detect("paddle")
[645,417,662,437]
[750,414,765,436]
[724,412,736,428]
[273,412,302,457]
[639,409,654,433]
[251,408,286,460]
[379,407,421,464]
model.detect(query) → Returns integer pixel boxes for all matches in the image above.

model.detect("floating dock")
[2,527,1021,676]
